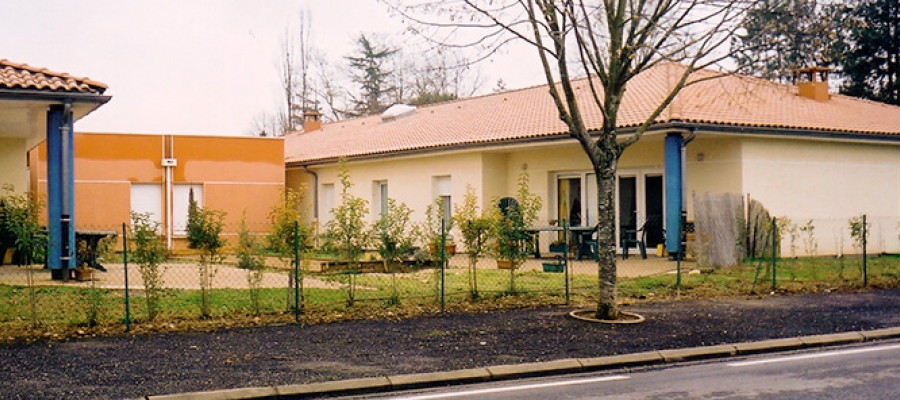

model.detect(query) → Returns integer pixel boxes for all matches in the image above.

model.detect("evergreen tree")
[840,0,900,105]
[733,0,841,84]
[345,34,398,116]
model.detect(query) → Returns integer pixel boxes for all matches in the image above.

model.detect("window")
[433,176,452,223]
[130,183,162,225]
[173,184,202,234]
[373,180,388,217]
[321,183,335,224]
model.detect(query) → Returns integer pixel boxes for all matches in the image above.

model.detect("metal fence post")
[771,216,777,292]
[294,221,300,324]
[563,219,570,305]
[122,222,131,332]
[863,214,868,287]
[440,218,446,314]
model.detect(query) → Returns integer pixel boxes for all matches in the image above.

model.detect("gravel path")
[3,289,900,400]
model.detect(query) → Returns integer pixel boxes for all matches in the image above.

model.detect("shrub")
[187,204,227,318]
[129,211,167,321]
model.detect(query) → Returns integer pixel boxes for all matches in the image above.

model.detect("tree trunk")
[594,164,619,320]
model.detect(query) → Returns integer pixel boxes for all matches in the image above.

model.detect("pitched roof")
[0,59,108,94]
[285,63,900,166]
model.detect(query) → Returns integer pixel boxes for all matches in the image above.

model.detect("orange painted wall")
[173,136,284,183]
[30,133,284,247]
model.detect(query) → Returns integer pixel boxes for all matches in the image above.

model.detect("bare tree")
[403,47,483,105]
[275,10,316,135]
[388,0,754,320]
[313,54,350,122]
[244,112,280,137]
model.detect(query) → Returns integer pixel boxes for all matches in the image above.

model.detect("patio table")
[525,225,596,259]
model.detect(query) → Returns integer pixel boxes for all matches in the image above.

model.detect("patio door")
[556,174,599,227]
[617,170,665,251]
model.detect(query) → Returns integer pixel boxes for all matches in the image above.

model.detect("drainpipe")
[61,100,75,272]
[163,136,175,249]
[682,128,697,208]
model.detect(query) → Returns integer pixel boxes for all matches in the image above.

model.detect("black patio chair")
[620,215,664,260]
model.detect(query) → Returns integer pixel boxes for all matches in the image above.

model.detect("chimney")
[796,66,832,101]
[303,111,323,133]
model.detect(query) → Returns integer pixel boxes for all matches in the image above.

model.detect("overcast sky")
[0,1,544,136]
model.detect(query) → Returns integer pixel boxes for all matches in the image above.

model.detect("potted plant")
[542,254,565,273]
[548,239,567,253]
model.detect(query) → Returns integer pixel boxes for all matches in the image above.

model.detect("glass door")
[557,176,582,227]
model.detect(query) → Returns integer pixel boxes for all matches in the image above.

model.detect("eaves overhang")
[286,121,900,169]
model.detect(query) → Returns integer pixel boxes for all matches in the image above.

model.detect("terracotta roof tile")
[286,63,900,165]
[0,59,108,94]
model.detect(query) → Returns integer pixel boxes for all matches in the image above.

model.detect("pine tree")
[840,0,900,105]
[345,34,398,116]
[733,0,841,84]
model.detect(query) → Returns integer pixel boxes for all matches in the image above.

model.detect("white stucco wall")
[0,138,28,193]
[306,152,490,225]
[684,136,744,218]
[741,137,900,254]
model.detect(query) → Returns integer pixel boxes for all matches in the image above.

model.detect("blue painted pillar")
[47,104,75,279]
[664,133,683,255]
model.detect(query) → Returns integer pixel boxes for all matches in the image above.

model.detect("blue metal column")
[46,104,75,279]
[664,133,683,256]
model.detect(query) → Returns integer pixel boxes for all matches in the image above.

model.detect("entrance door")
[644,175,665,247]
[618,177,637,235]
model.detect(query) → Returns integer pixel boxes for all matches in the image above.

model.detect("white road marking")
[389,375,631,399]
[728,343,900,367]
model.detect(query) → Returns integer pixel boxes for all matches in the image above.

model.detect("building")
[29,132,285,250]
[1,59,110,274]
[284,64,900,257]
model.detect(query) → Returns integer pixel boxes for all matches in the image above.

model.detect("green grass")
[3,254,900,342]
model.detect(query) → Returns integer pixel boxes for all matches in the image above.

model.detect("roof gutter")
[0,88,111,104]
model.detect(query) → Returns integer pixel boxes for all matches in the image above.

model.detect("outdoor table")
[525,225,596,259]
[76,230,116,272]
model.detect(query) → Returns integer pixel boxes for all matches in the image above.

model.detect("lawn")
[2,254,899,343]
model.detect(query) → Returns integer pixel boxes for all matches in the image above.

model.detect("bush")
[129,211,167,321]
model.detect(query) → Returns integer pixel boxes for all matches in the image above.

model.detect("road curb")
[143,327,900,400]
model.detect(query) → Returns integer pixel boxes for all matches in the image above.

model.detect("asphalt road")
[359,342,900,399]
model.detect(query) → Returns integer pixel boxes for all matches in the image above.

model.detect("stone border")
[568,309,646,324]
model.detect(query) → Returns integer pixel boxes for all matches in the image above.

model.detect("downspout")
[682,128,697,208]
[164,136,174,249]
[60,100,74,271]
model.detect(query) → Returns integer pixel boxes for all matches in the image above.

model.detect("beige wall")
[0,138,27,193]
[289,132,900,255]
[684,136,744,217]
[309,152,488,225]
[740,138,900,254]
[741,138,899,219]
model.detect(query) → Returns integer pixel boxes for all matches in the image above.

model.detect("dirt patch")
[2,289,900,399]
